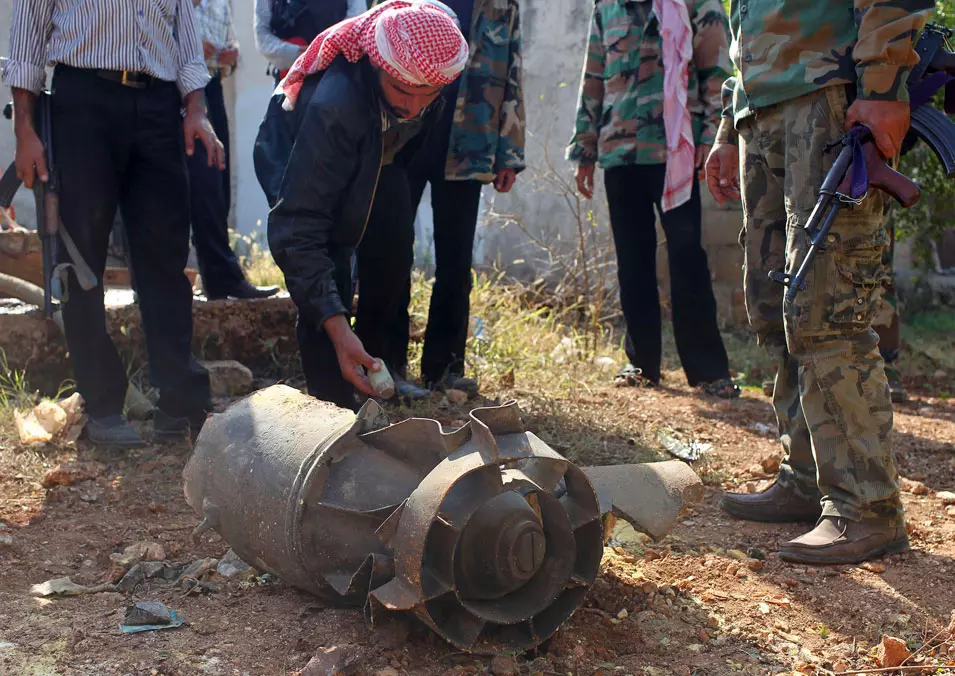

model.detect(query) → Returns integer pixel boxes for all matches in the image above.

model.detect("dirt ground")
[1,375,954,676]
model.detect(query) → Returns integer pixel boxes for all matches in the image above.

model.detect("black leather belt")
[91,69,159,89]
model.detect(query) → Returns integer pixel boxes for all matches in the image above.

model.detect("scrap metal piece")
[582,461,705,541]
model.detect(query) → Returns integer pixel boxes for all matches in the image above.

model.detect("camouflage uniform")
[567,0,731,167]
[717,0,933,521]
[445,0,525,180]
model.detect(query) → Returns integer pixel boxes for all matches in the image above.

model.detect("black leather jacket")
[254,56,439,332]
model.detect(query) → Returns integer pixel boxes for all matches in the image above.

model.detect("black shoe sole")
[720,497,822,524]
[779,536,911,566]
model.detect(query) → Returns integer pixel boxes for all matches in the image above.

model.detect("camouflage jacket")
[716,0,935,136]
[374,0,526,182]
[567,0,731,168]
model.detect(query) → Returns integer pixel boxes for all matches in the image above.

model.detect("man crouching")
[254,0,469,410]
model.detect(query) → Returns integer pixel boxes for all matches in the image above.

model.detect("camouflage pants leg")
[737,86,902,521]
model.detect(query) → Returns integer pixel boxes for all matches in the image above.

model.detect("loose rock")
[124,601,173,626]
[300,646,361,676]
[860,561,886,574]
[900,478,930,496]
[876,635,910,668]
[200,360,254,398]
[760,454,782,474]
[109,541,166,568]
[40,461,106,489]
[490,656,519,676]
[217,549,254,579]
[446,389,469,406]
[937,491,955,505]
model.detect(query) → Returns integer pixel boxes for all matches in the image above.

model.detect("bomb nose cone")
[455,491,547,600]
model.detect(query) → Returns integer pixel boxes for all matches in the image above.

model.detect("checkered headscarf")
[279,0,469,111]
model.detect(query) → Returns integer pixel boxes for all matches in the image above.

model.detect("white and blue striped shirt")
[2,0,210,98]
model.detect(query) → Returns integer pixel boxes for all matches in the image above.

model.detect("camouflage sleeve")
[496,1,526,174]
[566,4,604,165]
[714,76,737,145]
[853,0,934,102]
[691,0,732,146]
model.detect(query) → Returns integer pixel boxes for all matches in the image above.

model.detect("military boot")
[780,515,909,565]
[721,481,822,523]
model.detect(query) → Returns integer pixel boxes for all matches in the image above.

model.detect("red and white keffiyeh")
[278,0,469,111]
[654,0,695,212]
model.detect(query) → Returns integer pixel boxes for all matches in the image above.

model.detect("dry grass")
[232,229,287,291]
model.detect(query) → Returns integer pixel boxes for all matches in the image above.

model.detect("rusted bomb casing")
[183,384,604,654]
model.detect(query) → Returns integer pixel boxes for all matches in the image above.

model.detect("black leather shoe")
[394,376,431,402]
[208,280,280,300]
[153,408,210,442]
[720,481,822,523]
[86,415,146,449]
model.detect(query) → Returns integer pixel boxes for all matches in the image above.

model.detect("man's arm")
[3,0,55,189]
[175,0,212,98]
[691,0,732,149]
[267,98,378,395]
[253,0,303,72]
[566,4,605,167]
[847,0,934,158]
[494,0,526,179]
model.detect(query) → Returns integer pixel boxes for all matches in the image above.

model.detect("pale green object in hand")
[369,359,395,399]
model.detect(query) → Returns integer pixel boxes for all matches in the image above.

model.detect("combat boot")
[720,481,822,523]
[780,515,909,565]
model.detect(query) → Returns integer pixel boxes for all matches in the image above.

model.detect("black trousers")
[51,65,211,419]
[605,164,730,386]
[298,164,415,408]
[405,171,483,384]
[187,74,246,297]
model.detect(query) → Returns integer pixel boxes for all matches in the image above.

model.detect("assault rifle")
[1,91,96,318]
[771,23,955,303]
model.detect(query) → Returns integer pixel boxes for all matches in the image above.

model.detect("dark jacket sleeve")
[267,97,360,331]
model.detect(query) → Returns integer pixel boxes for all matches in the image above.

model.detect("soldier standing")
[567,0,740,399]
[707,0,934,564]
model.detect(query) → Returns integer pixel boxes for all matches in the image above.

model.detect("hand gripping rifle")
[771,22,955,303]
[1,91,96,319]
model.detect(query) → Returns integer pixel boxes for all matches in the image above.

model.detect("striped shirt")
[2,0,209,98]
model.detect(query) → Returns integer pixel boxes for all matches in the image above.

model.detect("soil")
[1,377,954,676]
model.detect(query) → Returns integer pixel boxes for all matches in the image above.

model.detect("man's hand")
[845,100,910,159]
[11,90,47,189]
[704,143,740,205]
[695,143,711,181]
[202,40,217,61]
[183,90,226,170]
[494,168,516,193]
[324,314,380,397]
[218,46,239,68]
[14,126,47,189]
[575,164,595,200]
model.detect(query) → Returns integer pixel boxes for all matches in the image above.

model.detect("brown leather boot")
[780,515,910,565]
[720,482,822,523]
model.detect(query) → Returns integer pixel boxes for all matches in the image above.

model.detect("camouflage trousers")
[737,85,902,521]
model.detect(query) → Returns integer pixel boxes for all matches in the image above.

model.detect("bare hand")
[14,126,48,189]
[575,164,595,200]
[494,168,516,193]
[695,143,711,181]
[704,143,740,205]
[202,40,217,61]
[324,315,380,397]
[184,111,226,170]
[218,46,239,67]
[845,100,910,159]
